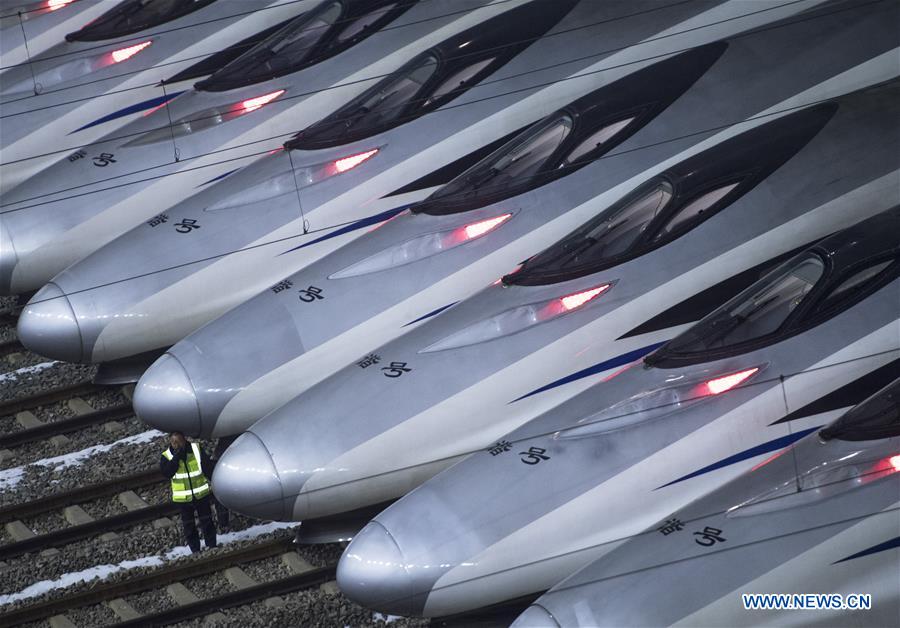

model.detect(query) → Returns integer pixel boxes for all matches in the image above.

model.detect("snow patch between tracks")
[0,430,163,490]
[0,521,297,605]
[0,361,59,382]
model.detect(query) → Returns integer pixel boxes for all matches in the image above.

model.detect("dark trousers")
[213,496,230,528]
[177,495,217,553]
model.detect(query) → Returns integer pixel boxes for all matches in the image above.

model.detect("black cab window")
[661,254,825,356]
[819,378,900,441]
[423,57,496,107]
[288,0,579,150]
[343,54,438,128]
[334,2,397,43]
[199,1,412,91]
[655,181,741,238]
[432,114,574,205]
[202,2,342,90]
[67,0,217,42]
[808,259,895,317]
[561,117,635,166]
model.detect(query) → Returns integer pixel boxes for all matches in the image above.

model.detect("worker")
[160,431,217,553]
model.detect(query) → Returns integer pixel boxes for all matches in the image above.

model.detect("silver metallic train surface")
[336,208,900,616]
[1,0,499,295]
[0,0,300,187]
[16,0,811,365]
[209,80,900,530]
[132,42,728,437]
[129,0,900,437]
[513,378,900,628]
[1,0,105,69]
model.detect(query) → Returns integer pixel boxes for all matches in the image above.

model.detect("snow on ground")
[0,466,24,492]
[0,521,297,605]
[34,429,163,471]
[0,430,163,491]
[0,361,59,383]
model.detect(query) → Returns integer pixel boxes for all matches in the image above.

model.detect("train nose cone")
[338,521,415,615]
[17,282,83,361]
[134,354,202,436]
[212,432,286,520]
[511,605,561,627]
[0,220,18,295]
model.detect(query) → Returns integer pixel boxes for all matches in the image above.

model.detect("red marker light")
[890,455,900,472]
[48,0,74,10]
[111,40,152,63]
[463,214,511,239]
[334,148,379,173]
[240,89,285,113]
[560,285,611,311]
[705,368,759,395]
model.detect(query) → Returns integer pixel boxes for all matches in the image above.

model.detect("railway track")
[0,468,175,560]
[0,468,162,524]
[0,328,379,627]
[0,402,134,449]
[0,339,24,358]
[2,535,335,626]
[0,381,107,416]
[0,308,19,327]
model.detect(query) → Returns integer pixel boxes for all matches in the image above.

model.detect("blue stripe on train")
[71,91,185,133]
[404,302,459,327]
[510,342,666,403]
[835,536,900,563]
[657,426,822,489]
[279,205,411,255]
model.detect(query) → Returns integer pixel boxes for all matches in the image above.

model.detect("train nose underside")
[16,281,84,362]
[211,431,288,521]
[132,353,202,436]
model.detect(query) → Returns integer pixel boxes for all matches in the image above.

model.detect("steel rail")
[0,468,161,523]
[1,537,299,625]
[0,403,134,448]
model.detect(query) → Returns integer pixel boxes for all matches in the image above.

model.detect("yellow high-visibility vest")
[162,442,210,502]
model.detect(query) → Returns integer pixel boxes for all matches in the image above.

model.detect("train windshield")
[287,53,439,147]
[510,181,676,282]
[418,113,638,215]
[286,0,579,149]
[68,0,217,41]
[428,115,574,205]
[202,1,409,91]
[662,253,826,355]
[820,379,900,442]
[204,2,343,88]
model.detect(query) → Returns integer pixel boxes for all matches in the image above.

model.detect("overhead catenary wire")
[0,0,703,121]
[0,0,860,197]
[273,348,900,502]
[4,0,894,304]
[9,89,892,303]
[0,0,89,20]
[0,0,528,96]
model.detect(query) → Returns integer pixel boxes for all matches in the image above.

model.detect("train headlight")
[128,89,285,145]
[556,364,765,439]
[330,213,512,279]
[420,281,611,353]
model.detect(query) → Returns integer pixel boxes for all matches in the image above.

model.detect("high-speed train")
[15,1,822,366]
[513,378,900,628]
[131,43,727,438]
[1,0,105,69]
[208,80,900,529]
[1,0,505,296]
[131,0,900,440]
[334,209,900,617]
[0,0,306,187]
